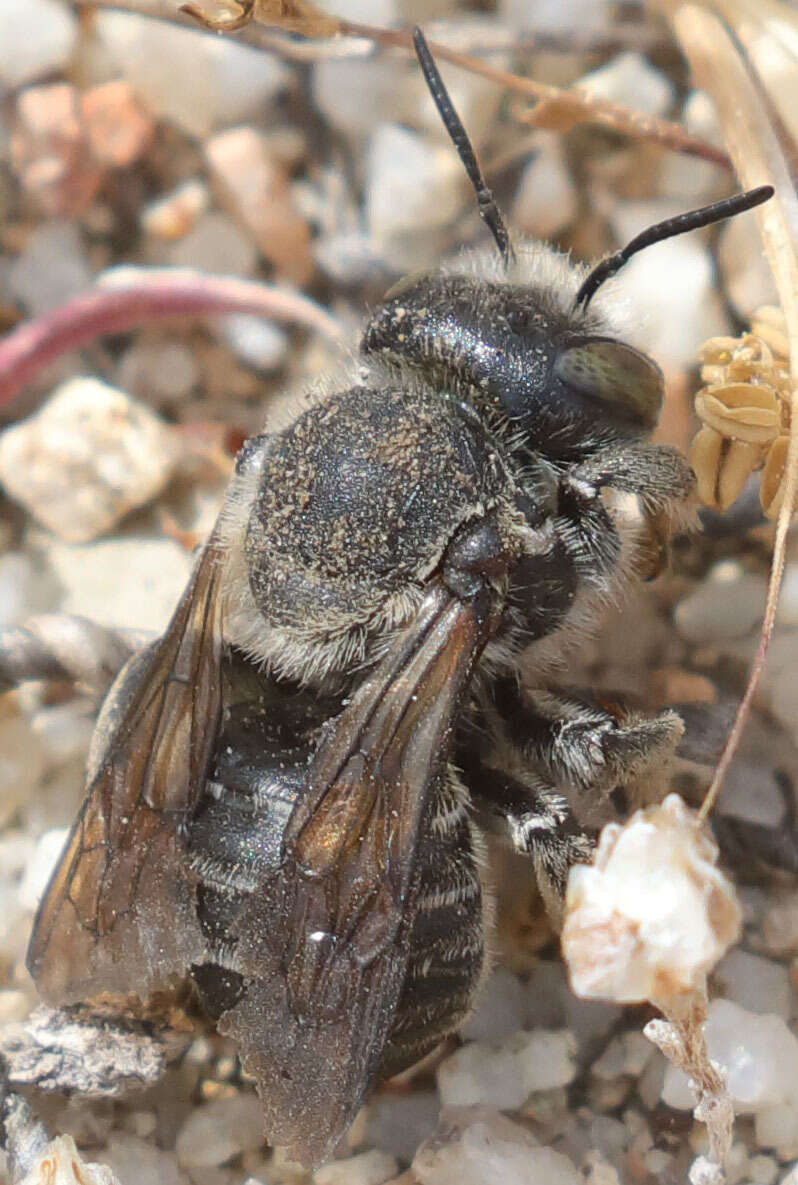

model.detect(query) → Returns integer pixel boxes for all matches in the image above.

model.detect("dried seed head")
[689,426,764,512]
[691,307,794,516]
[751,305,790,359]
[698,336,742,366]
[760,434,790,520]
[694,383,782,445]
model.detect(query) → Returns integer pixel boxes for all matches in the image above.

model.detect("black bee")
[25,29,771,1168]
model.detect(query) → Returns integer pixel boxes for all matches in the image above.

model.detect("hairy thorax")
[219,380,518,686]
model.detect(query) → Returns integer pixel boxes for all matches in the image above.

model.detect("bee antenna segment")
[574,184,775,311]
[413,26,515,269]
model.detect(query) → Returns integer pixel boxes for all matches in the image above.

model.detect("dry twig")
[72,0,732,170]
[645,993,734,1185]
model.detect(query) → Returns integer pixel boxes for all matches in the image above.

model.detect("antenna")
[575,185,774,310]
[413,26,515,268]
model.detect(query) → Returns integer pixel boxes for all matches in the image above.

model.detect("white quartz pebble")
[175,1095,264,1168]
[313,1149,398,1185]
[96,12,288,139]
[0,0,77,87]
[413,1109,582,1185]
[662,999,798,1113]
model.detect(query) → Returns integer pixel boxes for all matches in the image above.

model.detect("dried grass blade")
[668,4,798,818]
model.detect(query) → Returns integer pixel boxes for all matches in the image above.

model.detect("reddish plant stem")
[0,270,342,408]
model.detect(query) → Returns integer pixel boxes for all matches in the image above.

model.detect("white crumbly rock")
[511,134,578,240]
[499,0,611,33]
[8,221,93,316]
[675,564,768,644]
[592,1031,655,1080]
[365,1092,440,1164]
[365,123,464,270]
[0,377,177,542]
[0,551,59,629]
[712,949,793,1021]
[219,314,289,373]
[18,1135,122,1185]
[689,1155,726,1185]
[167,211,258,277]
[98,1134,187,1185]
[0,708,47,830]
[562,795,742,1004]
[515,1030,577,1093]
[437,1040,527,1110]
[313,57,405,137]
[44,532,193,634]
[116,339,200,407]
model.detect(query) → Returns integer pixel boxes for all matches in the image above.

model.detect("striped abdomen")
[185,665,486,1078]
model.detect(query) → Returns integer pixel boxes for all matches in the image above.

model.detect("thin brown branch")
[72,0,731,170]
[336,18,732,170]
[667,4,798,820]
[71,0,679,61]
[0,269,342,408]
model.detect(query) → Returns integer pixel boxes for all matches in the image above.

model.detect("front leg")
[566,442,696,581]
[571,442,696,523]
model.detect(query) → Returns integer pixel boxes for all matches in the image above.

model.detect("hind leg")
[490,677,683,802]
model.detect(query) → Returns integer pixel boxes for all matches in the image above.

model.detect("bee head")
[374,29,774,461]
[361,257,665,460]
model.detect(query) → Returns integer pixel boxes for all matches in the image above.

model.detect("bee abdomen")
[186,698,308,1019]
[380,783,484,1077]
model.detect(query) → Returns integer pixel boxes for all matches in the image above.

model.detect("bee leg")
[465,757,593,922]
[552,442,696,588]
[491,678,683,800]
[569,443,696,519]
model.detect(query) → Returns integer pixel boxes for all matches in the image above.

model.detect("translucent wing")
[220,582,491,1167]
[27,537,225,1004]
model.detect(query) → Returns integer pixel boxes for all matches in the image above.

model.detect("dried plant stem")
[0,615,147,694]
[668,5,798,821]
[73,0,732,170]
[646,989,734,1177]
[0,269,342,408]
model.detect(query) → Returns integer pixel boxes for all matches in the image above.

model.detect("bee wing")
[220,582,490,1166]
[27,536,225,1004]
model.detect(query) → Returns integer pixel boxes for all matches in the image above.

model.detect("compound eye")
[554,339,664,429]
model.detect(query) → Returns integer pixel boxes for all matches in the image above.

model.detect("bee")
[24,28,772,1169]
